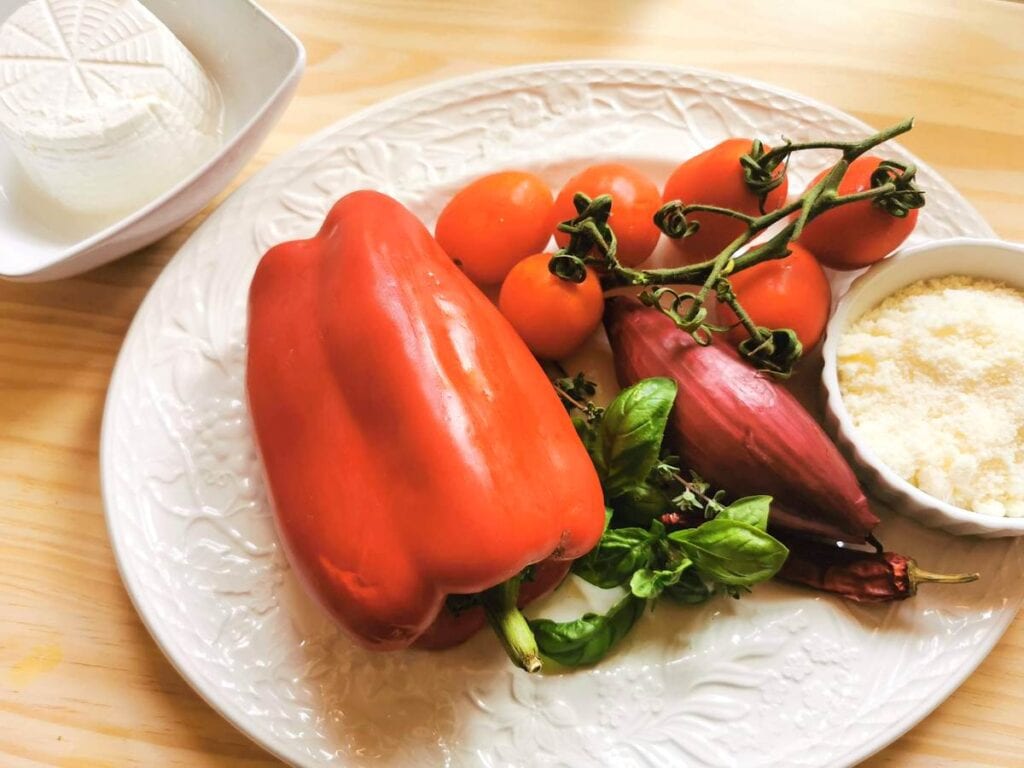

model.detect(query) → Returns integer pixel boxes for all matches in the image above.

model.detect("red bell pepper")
[246,190,604,669]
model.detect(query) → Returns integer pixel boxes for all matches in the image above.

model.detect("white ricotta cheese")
[839,275,1024,517]
[0,0,222,214]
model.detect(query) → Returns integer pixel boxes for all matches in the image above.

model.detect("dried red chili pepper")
[776,537,978,602]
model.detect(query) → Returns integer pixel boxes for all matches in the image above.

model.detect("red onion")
[604,297,879,544]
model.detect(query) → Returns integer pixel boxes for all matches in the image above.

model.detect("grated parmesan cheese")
[838,275,1024,517]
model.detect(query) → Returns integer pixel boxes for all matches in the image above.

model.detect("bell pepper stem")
[481,575,542,673]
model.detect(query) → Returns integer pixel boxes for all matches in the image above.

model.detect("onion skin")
[604,297,879,544]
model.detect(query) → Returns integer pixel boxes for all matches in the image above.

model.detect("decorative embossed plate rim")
[101,61,1018,768]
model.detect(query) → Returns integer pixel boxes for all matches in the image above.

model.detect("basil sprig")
[534,378,788,667]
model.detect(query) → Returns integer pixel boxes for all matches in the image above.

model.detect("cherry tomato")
[498,253,604,359]
[717,243,831,351]
[798,155,919,271]
[435,171,553,285]
[662,139,789,265]
[551,163,661,267]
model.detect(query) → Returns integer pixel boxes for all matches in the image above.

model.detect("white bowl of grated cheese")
[822,238,1024,538]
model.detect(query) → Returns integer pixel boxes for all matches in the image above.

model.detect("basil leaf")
[530,594,647,667]
[669,519,788,587]
[609,481,674,527]
[573,524,656,589]
[600,378,678,496]
[717,495,772,531]
[664,568,712,605]
[629,559,690,600]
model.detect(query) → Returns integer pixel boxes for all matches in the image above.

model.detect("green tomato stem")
[585,119,920,373]
[677,203,757,225]
[715,279,765,342]
[602,179,901,291]
[754,117,915,169]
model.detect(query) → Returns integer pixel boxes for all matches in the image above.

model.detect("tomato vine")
[548,118,926,376]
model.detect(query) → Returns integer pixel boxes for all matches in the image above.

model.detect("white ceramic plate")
[101,62,1021,768]
[0,0,304,281]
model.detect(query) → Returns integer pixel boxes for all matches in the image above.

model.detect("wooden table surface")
[2,0,1023,765]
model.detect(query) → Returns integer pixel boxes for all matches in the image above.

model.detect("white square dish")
[0,0,305,281]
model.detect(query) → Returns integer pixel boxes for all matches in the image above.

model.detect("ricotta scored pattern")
[0,0,222,213]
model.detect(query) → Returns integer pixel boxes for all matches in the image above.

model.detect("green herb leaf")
[669,519,788,587]
[555,372,598,409]
[573,523,657,589]
[530,594,647,667]
[572,414,602,467]
[717,495,772,531]
[664,568,713,604]
[629,560,690,600]
[609,481,674,527]
[600,378,678,496]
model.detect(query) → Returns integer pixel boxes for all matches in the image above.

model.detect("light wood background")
[2,0,1023,765]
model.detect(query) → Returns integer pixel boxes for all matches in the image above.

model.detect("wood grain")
[1,0,1022,765]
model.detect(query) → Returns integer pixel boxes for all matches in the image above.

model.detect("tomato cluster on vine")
[433,134,921,363]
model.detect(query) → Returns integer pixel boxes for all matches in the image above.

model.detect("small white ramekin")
[821,237,1024,538]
